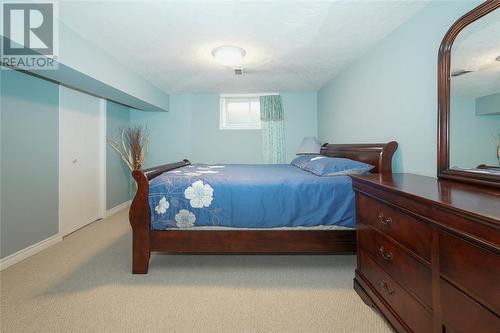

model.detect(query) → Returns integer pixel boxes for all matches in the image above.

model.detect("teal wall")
[189,94,264,164]
[130,95,192,168]
[476,93,500,115]
[282,92,318,162]
[450,97,500,168]
[106,101,132,210]
[317,1,480,176]
[0,69,137,259]
[131,92,317,167]
[1,69,59,259]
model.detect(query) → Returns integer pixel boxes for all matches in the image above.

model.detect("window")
[220,94,261,130]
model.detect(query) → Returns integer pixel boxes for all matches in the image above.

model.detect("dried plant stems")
[108,126,149,171]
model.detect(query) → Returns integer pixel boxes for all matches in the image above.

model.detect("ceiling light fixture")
[211,45,246,67]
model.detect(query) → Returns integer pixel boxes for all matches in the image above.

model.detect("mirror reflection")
[450,8,500,174]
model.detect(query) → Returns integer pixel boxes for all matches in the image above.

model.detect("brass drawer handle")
[380,280,395,295]
[378,212,393,225]
[379,246,393,261]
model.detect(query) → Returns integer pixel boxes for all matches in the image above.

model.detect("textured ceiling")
[451,8,500,98]
[59,1,428,94]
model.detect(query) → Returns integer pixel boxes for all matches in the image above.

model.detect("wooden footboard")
[128,142,397,274]
[129,160,191,273]
[129,170,151,274]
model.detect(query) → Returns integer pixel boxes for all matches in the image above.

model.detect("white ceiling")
[59,1,429,94]
[451,7,500,98]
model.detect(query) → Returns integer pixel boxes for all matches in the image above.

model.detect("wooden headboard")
[141,142,398,181]
[320,141,398,174]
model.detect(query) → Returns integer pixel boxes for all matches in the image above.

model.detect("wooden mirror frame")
[438,0,500,188]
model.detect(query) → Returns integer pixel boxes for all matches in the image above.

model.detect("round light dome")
[211,45,246,67]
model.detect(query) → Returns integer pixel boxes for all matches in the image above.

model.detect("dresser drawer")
[439,230,500,314]
[441,278,500,333]
[359,249,433,333]
[357,193,431,261]
[358,224,432,307]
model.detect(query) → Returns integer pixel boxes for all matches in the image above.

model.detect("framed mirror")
[438,1,500,188]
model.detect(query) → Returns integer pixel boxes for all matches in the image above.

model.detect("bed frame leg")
[132,230,150,274]
[130,170,151,274]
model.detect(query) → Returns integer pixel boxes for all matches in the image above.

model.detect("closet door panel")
[59,86,105,236]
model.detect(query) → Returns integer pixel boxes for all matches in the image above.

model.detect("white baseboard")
[0,234,62,271]
[104,200,132,218]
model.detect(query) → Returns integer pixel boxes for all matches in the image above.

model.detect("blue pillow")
[303,156,374,176]
[290,155,321,169]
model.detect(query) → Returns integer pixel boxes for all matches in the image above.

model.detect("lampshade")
[297,137,321,155]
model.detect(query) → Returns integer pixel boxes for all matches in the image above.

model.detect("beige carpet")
[1,209,391,333]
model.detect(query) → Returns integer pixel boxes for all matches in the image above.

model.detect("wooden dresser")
[351,173,500,333]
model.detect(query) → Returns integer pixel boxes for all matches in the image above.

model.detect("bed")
[129,142,398,273]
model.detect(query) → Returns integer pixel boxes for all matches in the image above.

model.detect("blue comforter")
[148,164,355,229]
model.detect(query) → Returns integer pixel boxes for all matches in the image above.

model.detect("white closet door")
[59,86,106,236]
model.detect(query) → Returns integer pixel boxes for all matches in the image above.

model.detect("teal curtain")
[260,95,285,164]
